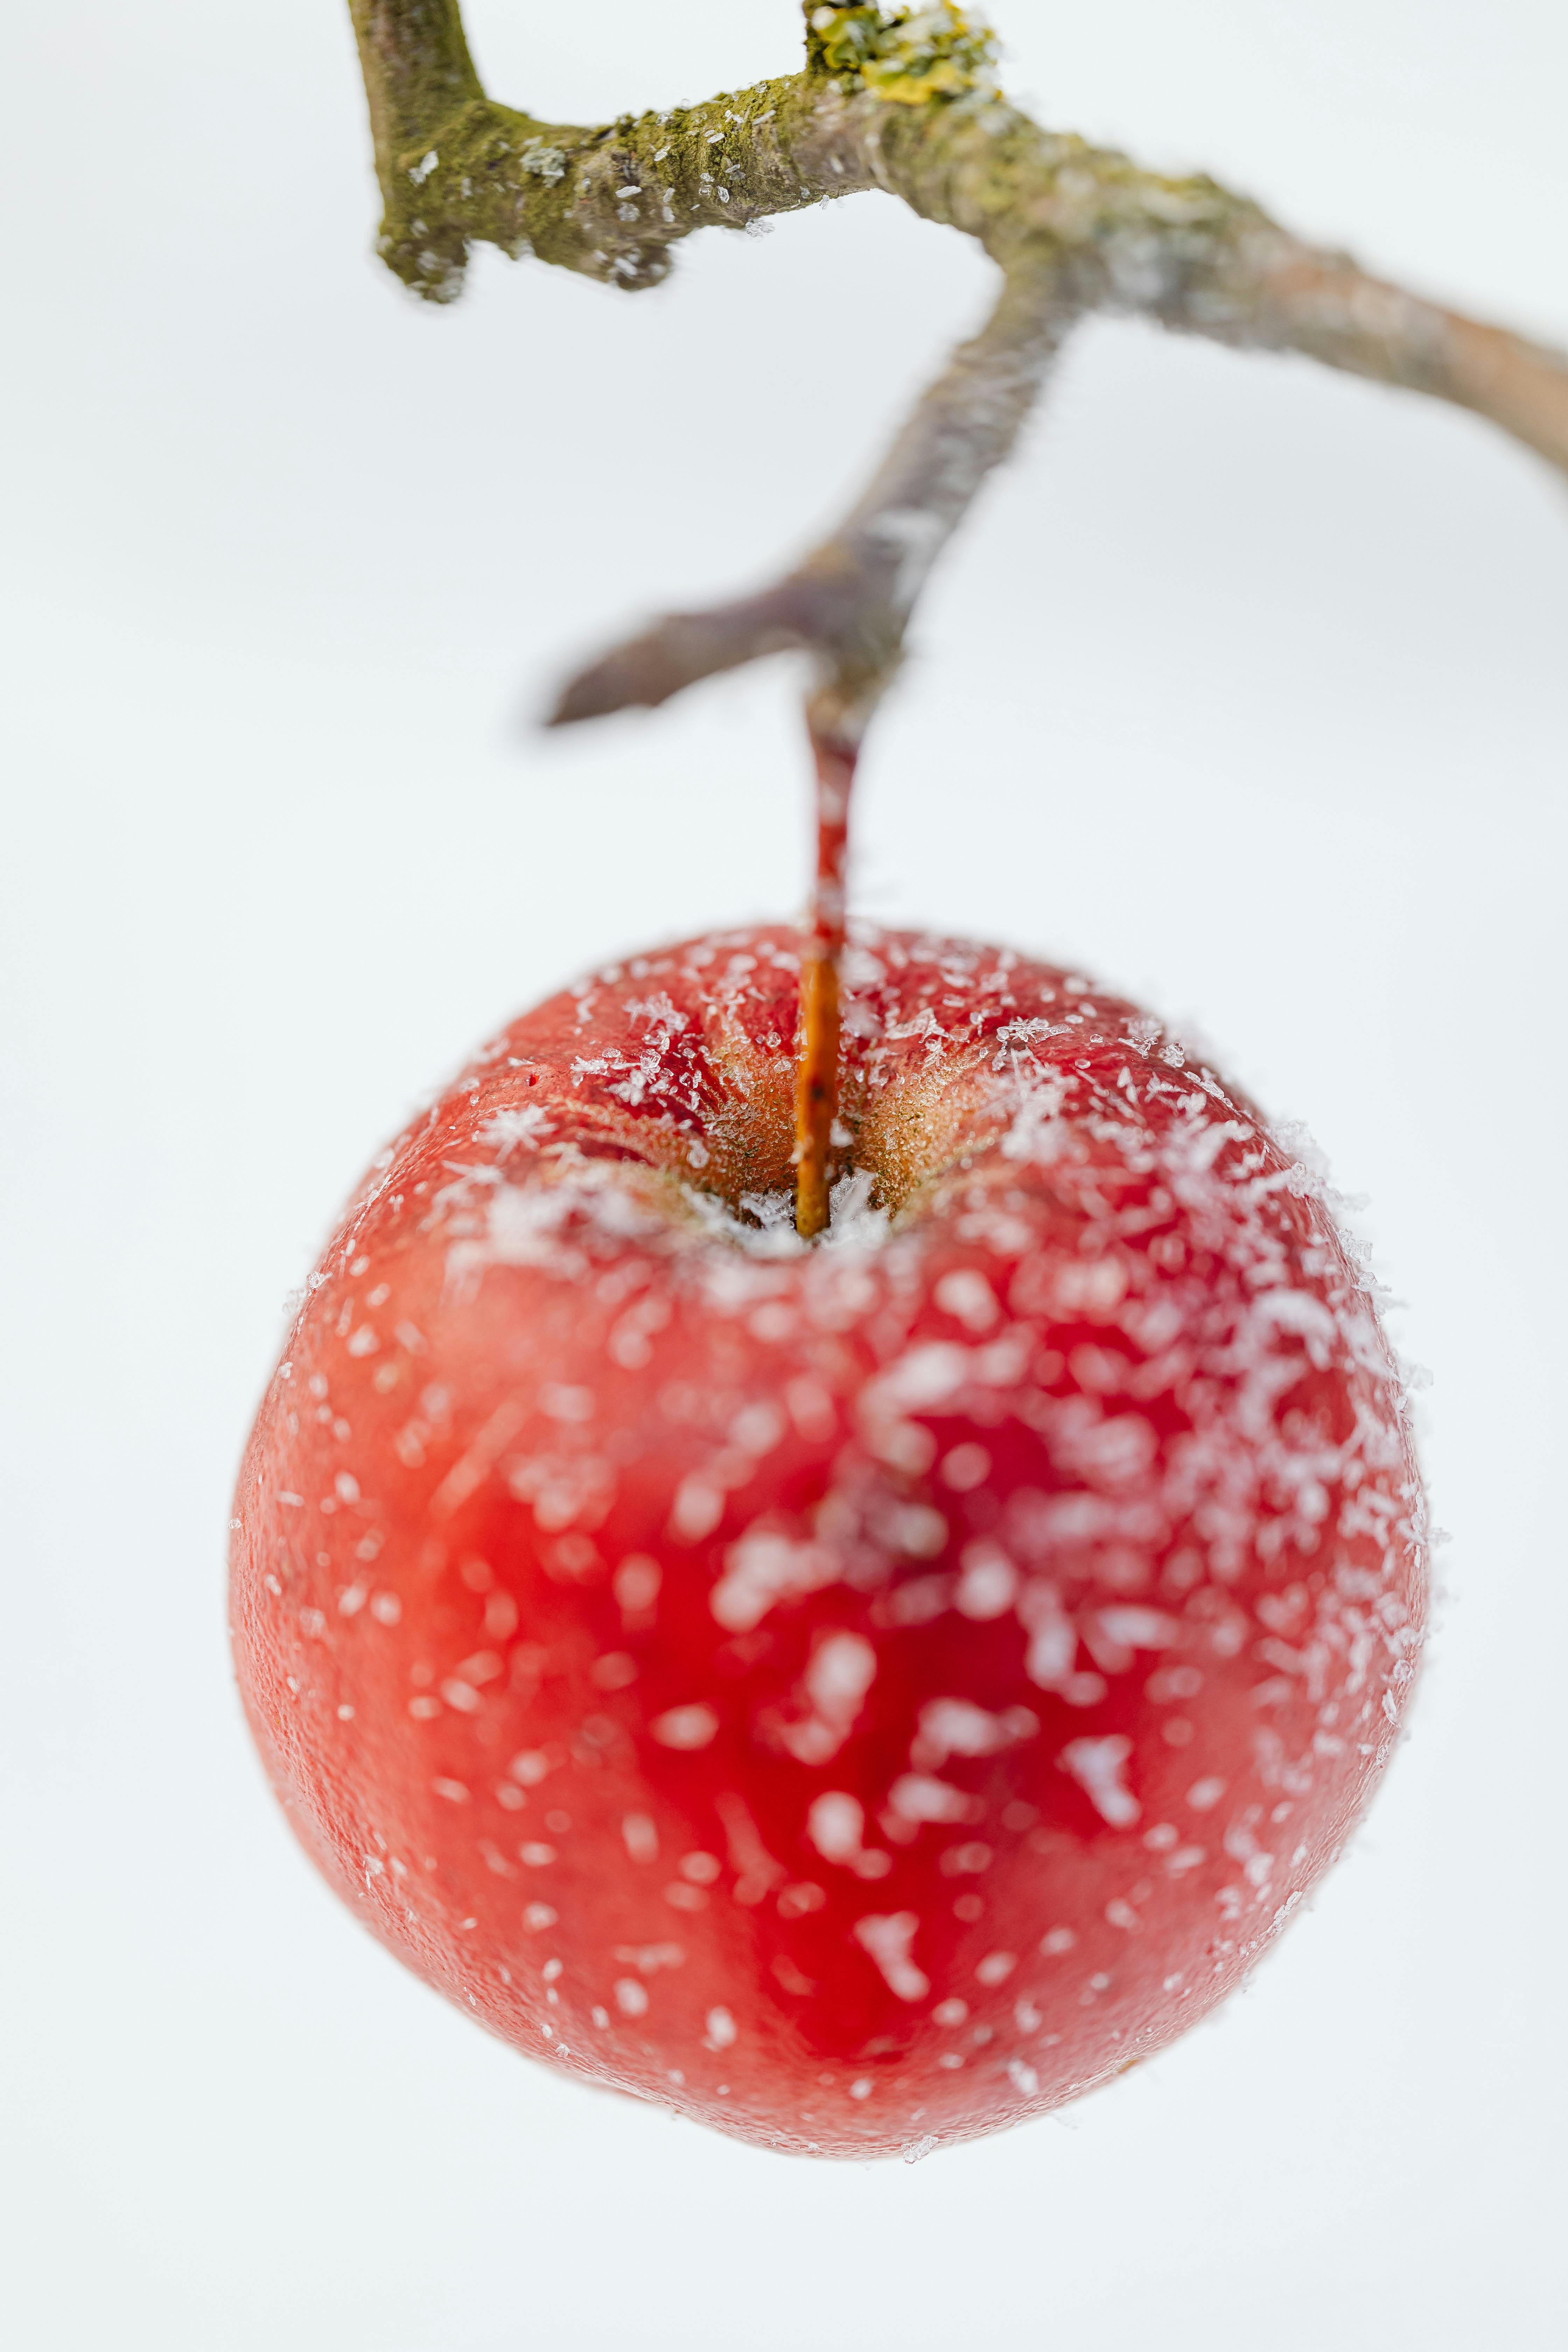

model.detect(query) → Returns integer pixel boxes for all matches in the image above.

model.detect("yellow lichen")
[808,5,1000,107]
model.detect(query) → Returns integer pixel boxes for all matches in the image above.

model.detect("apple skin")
[230,924,1427,2158]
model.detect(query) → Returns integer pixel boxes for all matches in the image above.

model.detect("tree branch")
[341,3,1566,1234]
[342,3,1567,696]
[549,259,1076,722]
[1197,244,1568,479]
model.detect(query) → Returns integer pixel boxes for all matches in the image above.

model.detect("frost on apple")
[230,923,1428,2159]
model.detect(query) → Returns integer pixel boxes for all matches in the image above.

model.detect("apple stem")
[794,695,859,1239]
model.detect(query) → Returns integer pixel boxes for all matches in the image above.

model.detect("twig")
[339,7,1564,703]
[338,3,1567,1238]
[340,6,1566,475]
[550,261,1075,723]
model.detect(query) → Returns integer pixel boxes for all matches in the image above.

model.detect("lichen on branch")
[804,2,1000,102]
[342,1,1566,1234]
[345,3,1567,493]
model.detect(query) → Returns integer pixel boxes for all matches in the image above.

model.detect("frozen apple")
[230,925,1427,2157]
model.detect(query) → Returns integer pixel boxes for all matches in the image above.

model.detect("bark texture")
[342,5,1566,1234]
[343,6,1566,718]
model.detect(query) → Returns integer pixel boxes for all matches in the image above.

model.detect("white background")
[3,4,1565,2346]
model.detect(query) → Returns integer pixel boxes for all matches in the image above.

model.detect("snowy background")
[3,3,1565,2345]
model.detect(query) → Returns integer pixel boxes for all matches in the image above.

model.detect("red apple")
[230,923,1426,2158]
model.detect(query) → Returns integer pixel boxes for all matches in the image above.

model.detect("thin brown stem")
[792,662,891,1239]
[793,942,840,1240]
[793,722,853,1239]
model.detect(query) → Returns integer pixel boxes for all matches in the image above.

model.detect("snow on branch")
[345,2,1568,720]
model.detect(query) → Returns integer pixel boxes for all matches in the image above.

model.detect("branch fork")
[343,3,1567,1232]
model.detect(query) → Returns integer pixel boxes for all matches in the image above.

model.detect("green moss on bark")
[343,0,1568,493]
